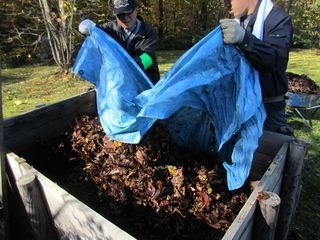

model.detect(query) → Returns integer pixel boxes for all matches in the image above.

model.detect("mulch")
[287,72,320,95]
[67,114,249,239]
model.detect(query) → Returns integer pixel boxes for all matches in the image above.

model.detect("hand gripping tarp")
[73,26,266,190]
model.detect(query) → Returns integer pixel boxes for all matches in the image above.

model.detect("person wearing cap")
[78,0,160,84]
[219,0,293,135]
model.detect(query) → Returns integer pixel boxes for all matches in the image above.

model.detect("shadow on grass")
[1,71,32,85]
[289,119,312,133]
[290,48,320,55]
[157,50,185,65]
[2,64,59,86]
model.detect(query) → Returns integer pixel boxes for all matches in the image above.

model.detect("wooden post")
[253,191,281,240]
[275,140,307,240]
[16,173,58,240]
[0,54,8,240]
[222,143,289,240]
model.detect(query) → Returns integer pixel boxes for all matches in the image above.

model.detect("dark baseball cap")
[112,0,137,16]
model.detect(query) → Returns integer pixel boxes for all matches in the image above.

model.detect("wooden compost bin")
[3,90,307,240]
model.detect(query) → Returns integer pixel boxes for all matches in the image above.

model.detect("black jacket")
[98,17,160,84]
[237,6,293,99]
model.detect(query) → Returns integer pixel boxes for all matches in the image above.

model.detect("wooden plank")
[4,90,96,131]
[249,152,274,181]
[4,91,97,152]
[6,170,35,240]
[256,131,294,157]
[222,143,289,240]
[253,192,281,240]
[4,90,96,128]
[16,173,58,240]
[272,175,283,195]
[238,217,254,240]
[6,152,136,240]
[275,140,307,240]
[250,166,284,196]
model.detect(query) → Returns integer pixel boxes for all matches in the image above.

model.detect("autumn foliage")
[69,115,248,235]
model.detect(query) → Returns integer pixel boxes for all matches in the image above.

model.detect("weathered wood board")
[4,90,96,153]
[7,152,136,240]
[222,142,289,240]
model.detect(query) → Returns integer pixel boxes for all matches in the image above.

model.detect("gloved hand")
[78,19,96,36]
[220,19,245,44]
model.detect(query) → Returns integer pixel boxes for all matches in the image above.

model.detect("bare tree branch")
[38,0,75,71]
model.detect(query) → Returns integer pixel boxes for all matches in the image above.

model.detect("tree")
[286,0,320,48]
[1,0,319,67]
[38,0,75,71]
[0,0,45,67]
[158,0,164,38]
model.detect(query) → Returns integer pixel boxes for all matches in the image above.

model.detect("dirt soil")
[287,72,320,95]
[21,114,249,240]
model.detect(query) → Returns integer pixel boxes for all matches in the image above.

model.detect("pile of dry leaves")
[69,115,248,234]
[287,72,320,95]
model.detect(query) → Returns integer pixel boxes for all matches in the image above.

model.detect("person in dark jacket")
[220,0,293,135]
[79,0,160,84]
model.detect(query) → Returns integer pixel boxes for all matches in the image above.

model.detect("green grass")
[1,48,320,239]
[1,66,93,118]
[281,48,320,240]
[157,50,185,76]
[288,49,320,81]
[1,51,186,119]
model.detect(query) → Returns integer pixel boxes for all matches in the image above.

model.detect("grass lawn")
[1,48,320,239]
[285,49,320,240]
[288,48,320,81]
[1,66,94,117]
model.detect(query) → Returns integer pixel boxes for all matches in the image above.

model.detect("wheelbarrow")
[286,92,320,128]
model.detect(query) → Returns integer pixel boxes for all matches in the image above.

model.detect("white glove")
[220,19,245,44]
[78,19,96,36]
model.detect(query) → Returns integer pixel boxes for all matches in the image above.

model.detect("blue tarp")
[73,26,266,190]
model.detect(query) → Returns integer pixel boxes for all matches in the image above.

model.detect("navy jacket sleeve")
[237,6,293,97]
[132,23,160,84]
[237,8,292,73]
[133,25,158,69]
